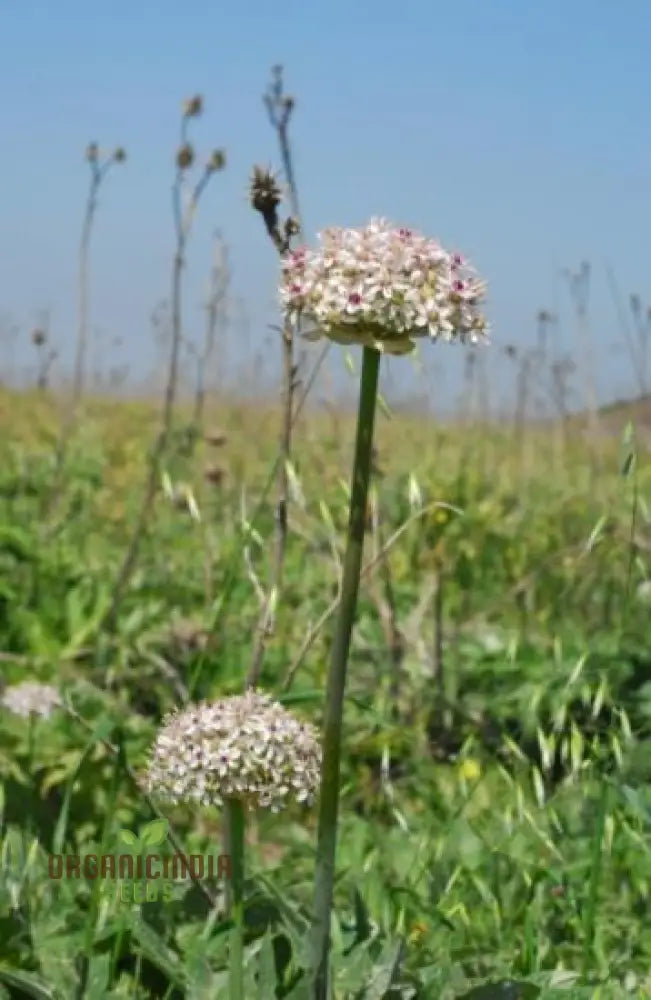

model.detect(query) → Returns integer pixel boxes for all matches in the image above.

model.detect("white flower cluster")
[144,690,321,812]
[1,682,61,719]
[280,217,488,355]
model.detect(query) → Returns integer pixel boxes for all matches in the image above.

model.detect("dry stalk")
[105,97,225,628]
[247,66,303,687]
[565,262,602,479]
[45,144,125,516]
[193,231,230,431]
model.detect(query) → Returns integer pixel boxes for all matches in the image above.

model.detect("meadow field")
[0,377,649,998]
[2,14,651,992]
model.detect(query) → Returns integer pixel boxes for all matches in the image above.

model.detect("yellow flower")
[458,758,481,782]
[408,920,429,944]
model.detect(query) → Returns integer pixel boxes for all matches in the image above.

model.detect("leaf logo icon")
[138,819,168,847]
[118,829,139,847]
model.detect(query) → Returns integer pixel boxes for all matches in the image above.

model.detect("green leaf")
[352,888,371,945]
[131,918,186,988]
[0,966,57,1000]
[256,930,277,999]
[458,982,540,1000]
[118,829,139,847]
[621,451,636,477]
[360,940,403,999]
[84,953,111,1000]
[139,818,168,847]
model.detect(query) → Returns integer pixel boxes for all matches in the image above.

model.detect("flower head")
[1,682,61,719]
[183,95,203,118]
[280,217,488,355]
[249,165,283,215]
[176,143,194,170]
[144,690,321,812]
[207,148,226,173]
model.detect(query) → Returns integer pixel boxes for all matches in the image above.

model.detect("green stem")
[26,715,35,777]
[226,799,245,1000]
[310,346,381,999]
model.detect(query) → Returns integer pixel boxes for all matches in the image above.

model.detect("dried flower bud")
[86,142,99,163]
[31,328,47,347]
[113,147,127,163]
[1,682,61,719]
[285,216,300,238]
[207,149,226,172]
[168,617,209,654]
[176,143,194,170]
[183,94,203,118]
[144,690,321,811]
[249,165,283,215]
[205,428,228,447]
[204,464,226,487]
[282,95,295,113]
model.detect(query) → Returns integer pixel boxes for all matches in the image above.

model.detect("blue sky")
[2,0,650,411]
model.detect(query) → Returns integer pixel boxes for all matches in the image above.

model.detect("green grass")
[0,385,649,999]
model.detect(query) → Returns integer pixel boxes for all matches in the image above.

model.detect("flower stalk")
[226,798,245,1000]
[310,344,381,999]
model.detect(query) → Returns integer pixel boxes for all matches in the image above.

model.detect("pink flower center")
[452,254,463,267]
[453,279,464,292]
[291,283,302,295]
[349,292,362,305]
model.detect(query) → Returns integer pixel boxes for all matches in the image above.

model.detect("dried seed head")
[113,147,127,163]
[1,682,61,719]
[31,328,47,347]
[144,690,322,812]
[285,216,300,239]
[205,428,228,447]
[176,143,194,170]
[168,617,209,654]
[207,149,226,173]
[183,94,203,118]
[249,165,283,215]
[204,464,226,487]
[85,142,99,163]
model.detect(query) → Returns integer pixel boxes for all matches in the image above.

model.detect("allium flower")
[1,682,61,719]
[144,690,321,812]
[280,217,488,355]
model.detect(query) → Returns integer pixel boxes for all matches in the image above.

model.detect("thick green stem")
[226,799,245,1000]
[310,346,381,999]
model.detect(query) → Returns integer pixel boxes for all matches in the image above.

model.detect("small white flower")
[1,682,61,719]
[144,690,322,812]
[280,218,488,354]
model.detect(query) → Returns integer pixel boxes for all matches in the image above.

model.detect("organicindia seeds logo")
[47,818,231,904]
